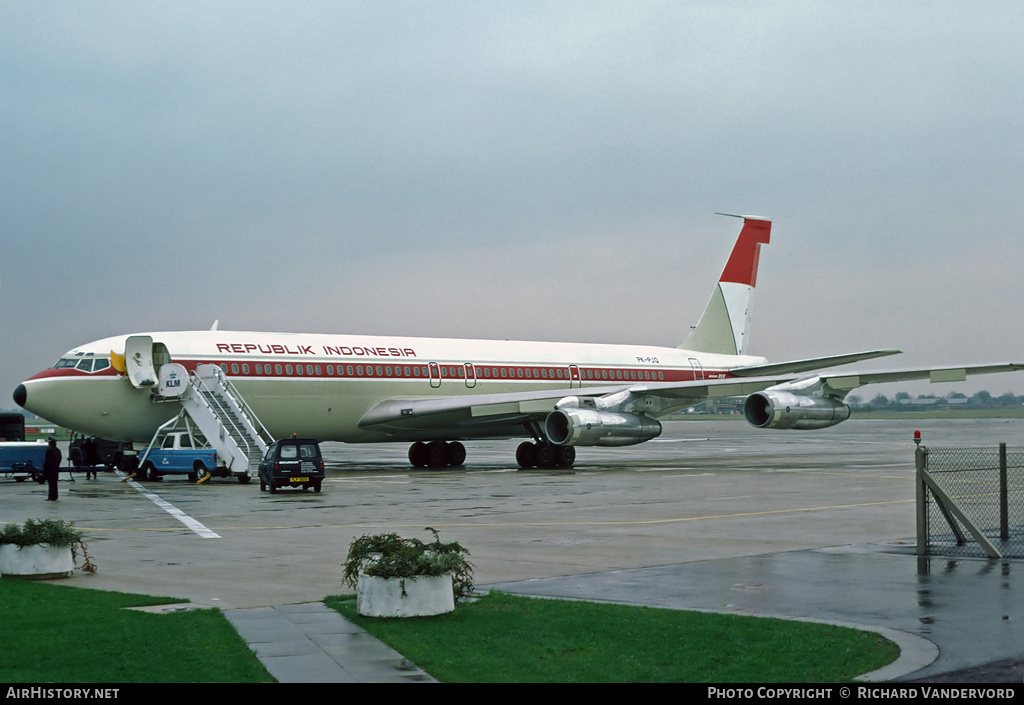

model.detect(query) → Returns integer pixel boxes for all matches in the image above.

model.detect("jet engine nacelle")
[545,408,662,447]
[743,391,851,430]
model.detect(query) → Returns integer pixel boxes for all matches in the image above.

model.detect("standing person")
[84,437,97,479]
[43,437,61,501]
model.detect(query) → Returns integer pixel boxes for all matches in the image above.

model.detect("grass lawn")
[326,591,899,683]
[0,580,273,683]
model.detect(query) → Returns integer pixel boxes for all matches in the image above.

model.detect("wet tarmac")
[4,416,1024,681]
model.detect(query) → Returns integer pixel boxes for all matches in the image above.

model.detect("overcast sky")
[2,1,1022,407]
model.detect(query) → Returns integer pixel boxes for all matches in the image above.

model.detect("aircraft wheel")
[409,442,428,468]
[535,442,556,468]
[555,445,576,468]
[516,442,537,469]
[425,441,448,468]
[445,441,466,467]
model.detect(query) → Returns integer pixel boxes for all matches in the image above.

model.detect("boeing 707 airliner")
[13,215,1023,469]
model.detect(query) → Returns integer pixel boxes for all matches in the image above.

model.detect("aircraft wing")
[359,359,1024,436]
[816,362,1024,394]
[358,376,798,435]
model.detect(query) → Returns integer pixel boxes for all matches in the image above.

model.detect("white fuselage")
[18,330,765,444]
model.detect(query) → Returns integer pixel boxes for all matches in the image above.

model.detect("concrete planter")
[0,544,75,580]
[356,572,455,618]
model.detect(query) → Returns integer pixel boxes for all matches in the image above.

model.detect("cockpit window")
[54,356,111,373]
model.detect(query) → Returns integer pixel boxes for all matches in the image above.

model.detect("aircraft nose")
[13,384,27,408]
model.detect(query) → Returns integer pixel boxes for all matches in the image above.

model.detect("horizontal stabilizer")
[731,349,903,377]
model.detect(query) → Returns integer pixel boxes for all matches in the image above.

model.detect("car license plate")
[290,477,309,483]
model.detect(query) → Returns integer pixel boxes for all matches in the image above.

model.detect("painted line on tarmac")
[125,479,221,539]
[140,497,917,533]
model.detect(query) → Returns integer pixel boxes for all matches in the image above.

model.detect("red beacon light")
[914,430,922,446]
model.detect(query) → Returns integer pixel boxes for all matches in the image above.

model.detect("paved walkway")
[222,602,435,683]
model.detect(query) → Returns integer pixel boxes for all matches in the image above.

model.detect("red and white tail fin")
[680,214,772,356]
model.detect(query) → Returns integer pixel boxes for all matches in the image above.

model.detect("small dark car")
[258,438,325,493]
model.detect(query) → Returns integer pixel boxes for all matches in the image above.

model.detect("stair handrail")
[188,377,252,472]
[194,364,274,447]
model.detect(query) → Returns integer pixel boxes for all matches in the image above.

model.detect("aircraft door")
[428,362,441,388]
[569,365,582,389]
[123,336,172,389]
[124,336,159,388]
[689,358,704,381]
[464,363,477,388]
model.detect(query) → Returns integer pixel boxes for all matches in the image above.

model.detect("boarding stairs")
[147,363,274,479]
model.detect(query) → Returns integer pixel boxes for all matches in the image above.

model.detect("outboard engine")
[744,390,850,430]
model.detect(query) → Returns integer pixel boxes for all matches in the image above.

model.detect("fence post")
[1000,442,1008,541]
[916,442,928,556]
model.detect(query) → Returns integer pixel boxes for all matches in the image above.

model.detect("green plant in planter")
[0,519,96,573]
[343,527,474,599]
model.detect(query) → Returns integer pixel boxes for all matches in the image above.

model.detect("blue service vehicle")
[0,440,50,482]
[139,431,223,482]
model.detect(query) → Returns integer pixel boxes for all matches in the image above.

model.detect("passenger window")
[180,435,192,449]
[275,365,282,374]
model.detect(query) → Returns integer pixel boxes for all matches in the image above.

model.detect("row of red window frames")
[181,360,703,383]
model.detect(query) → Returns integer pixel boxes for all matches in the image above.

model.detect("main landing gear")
[408,440,466,468]
[406,439,577,469]
[516,441,575,469]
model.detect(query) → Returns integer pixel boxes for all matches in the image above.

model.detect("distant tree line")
[848,391,1024,410]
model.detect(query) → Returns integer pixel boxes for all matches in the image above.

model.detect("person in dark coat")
[43,438,61,501]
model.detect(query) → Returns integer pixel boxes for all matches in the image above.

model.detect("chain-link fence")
[918,444,1024,558]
